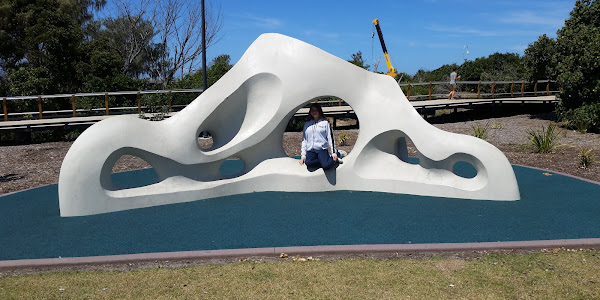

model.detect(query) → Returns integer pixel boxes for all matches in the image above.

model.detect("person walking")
[448,66,461,100]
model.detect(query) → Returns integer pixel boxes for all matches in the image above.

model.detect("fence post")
[546,80,550,95]
[407,84,411,100]
[477,81,481,99]
[137,91,141,114]
[38,96,43,119]
[511,81,514,97]
[71,95,76,117]
[105,92,109,115]
[3,97,7,121]
[521,81,525,97]
[428,82,432,100]
[338,97,341,106]
[168,90,172,111]
[534,81,538,96]
[491,82,495,99]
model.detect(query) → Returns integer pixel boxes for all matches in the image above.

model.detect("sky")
[204,0,574,76]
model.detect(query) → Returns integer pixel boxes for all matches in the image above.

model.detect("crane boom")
[372,18,398,78]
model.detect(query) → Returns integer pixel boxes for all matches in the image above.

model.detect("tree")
[101,16,157,78]
[555,0,600,110]
[553,0,600,132]
[348,51,370,70]
[112,0,223,88]
[0,0,106,96]
[207,54,232,87]
[523,34,557,82]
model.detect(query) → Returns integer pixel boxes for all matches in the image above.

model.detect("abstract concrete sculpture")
[59,33,520,217]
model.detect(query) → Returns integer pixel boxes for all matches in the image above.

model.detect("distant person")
[448,66,461,100]
[299,103,345,170]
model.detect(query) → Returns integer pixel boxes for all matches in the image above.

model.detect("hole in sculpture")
[198,131,214,150]
[452,161,478,179]
[195,73,283,153]
[219,158,244,176]
[110,155,158,189]
[396,136,420,165]
[285,97,359,159]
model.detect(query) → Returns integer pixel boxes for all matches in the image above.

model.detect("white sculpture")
[58,33,520,217]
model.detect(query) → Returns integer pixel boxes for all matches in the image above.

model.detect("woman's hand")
[299,157,305,165]
[332,154,338,162]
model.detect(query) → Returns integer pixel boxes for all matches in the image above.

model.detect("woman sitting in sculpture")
[299,103,344,170]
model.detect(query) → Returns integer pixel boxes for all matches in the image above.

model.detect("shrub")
[337,130,351,146]
[527,123,561,153]
[63,130,81,141]
[491,122,504,129]
[471,122,491,140]
[558,102,600,133]
[578,147,596,169]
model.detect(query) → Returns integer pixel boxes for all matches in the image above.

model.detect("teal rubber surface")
[1,162,599,261]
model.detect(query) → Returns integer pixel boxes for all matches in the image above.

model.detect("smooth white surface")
[58,33,520,217]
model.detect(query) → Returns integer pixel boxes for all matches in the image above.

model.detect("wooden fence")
[2,79,559,122]
[2,89,204,122]
[399,80,558,101]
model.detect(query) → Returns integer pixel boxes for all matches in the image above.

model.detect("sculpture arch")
[59,33,520,217]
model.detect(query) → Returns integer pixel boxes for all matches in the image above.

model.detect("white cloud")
[426,24,540,37]
[508,44,527,52]
[302,30,340,40]
[426,24,501,37]
[229,13,282,29]
[498,11,566,28]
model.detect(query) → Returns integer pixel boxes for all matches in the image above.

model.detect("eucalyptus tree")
[111,0,223,89]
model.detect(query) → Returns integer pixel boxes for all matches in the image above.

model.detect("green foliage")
[524,34,557,81]
[0,0,106,96]
[63,129,81,141]
[141,93,170,114]
[337,131,351,146]
[555,0,600,110]
[471,122,491,140]
[348,51,370,70]
[460,53,527,82]
[491,122,504,129]
[6,66,51,96]
[558,102,600,133]
[578,147,596,168]
[208,55,233,87]
[527,123,561,153]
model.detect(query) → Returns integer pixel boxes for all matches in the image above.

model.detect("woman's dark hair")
[452,66,457,71]
[307,102,325,120]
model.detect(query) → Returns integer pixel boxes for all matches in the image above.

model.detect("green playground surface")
[1,161,599,261]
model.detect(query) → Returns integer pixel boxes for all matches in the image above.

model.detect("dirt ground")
[1,111,599,195]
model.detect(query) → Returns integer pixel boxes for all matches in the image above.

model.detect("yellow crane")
[372,18,398,78]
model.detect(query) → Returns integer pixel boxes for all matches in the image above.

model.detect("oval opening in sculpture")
[219,158,244,176]
[110,155,159,189]
[198,131,214,150]
[452,161,478,179]
[285,97,359,160]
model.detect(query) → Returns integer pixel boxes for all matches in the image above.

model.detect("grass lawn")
[1,249,599,299]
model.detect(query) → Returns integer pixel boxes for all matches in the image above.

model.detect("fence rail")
[2,79,558,122]
[2,89,204,122]
[398,79,558,101]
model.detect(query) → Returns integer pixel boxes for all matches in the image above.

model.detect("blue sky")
[206,0,573,76]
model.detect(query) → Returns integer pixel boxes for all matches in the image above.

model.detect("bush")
[578,147,597,169]
[558,102,600,133]
[337,131,351,146]
[527,123,561,153]
[471,122,491,140]
[64,129,81,141]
